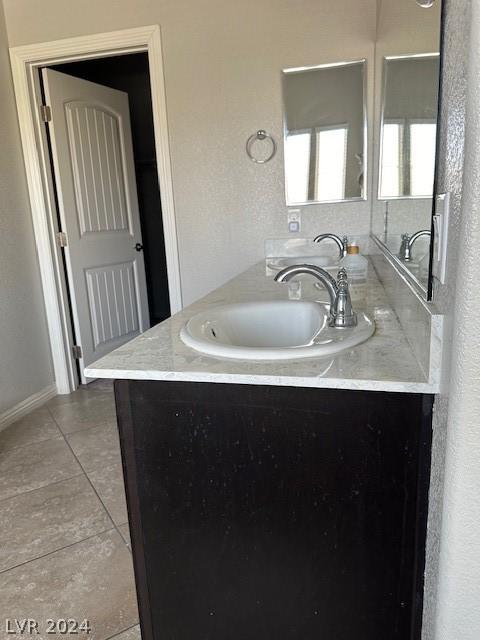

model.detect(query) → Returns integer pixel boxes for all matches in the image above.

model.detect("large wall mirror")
[371,1,442,296]
[280,0,442,299]
[379,55,440,200]
[283,61,367,205]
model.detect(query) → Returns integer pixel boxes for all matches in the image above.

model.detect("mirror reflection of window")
[283,60,366,205]
[285,127,348,203]
[410,122,437,196]
[379,55,440,199]
[380,123,403,197]
[380,120,437,198]
[315,126,348,201]
[284,132,310,203]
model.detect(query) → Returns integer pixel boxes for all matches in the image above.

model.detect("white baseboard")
[0,384,57,432]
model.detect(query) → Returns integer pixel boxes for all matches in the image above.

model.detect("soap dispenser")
[340,242,368,304]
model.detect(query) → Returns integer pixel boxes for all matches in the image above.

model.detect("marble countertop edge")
[84,366,438,394]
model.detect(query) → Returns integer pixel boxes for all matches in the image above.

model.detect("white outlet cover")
[432,192,450,285]
[288,208,301,233]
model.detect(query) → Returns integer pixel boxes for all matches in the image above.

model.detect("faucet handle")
[399,233,412,261]
[330,268,357,328]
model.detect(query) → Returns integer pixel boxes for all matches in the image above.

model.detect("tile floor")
[0,380,141,640]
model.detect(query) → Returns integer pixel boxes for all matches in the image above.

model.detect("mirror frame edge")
[427,0,447,301]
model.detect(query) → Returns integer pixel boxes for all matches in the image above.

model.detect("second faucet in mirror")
[313,233,349,259]
[398,230,431,262]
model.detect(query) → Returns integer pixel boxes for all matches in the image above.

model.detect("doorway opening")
[49,53,171,328]
[10,26,182,393]
[41,53,170,385]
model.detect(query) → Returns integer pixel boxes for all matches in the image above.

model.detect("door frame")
[10,26,183,394]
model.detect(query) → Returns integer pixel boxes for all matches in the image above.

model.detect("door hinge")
[40,104,52,122]
[72,345,83,359]
[56,231,67,247]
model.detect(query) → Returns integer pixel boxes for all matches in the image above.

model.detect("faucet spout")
[313,233,348,259]
[275,264,338,307]
[274,264,357,328]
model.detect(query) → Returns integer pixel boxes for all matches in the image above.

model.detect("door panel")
[43,68,149,383]
[85,261,140,350]
[66,103,130,234]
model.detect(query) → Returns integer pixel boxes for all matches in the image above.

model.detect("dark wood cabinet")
[115,380,433,640]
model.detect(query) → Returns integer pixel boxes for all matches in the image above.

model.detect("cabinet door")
[116,381,433,640]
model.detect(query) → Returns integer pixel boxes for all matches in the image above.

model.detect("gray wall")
[0,2,54,415]
[2,0,377,306]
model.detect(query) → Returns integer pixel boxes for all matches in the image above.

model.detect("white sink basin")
[180,301,375,361]
[268,256,338,271]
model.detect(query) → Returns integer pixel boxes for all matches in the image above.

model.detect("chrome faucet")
[313,233,348,259]
[398,230,431,262]
[275,264,357,328]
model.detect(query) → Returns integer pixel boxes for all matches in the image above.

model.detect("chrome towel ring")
[246,130,277,164]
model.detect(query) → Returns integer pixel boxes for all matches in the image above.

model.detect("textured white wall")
[2,0,377,305]
[420,0,480,638]
[428,0,480,637]
[421,1,468,638]
[0,3,54,414]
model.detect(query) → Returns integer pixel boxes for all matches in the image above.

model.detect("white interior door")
[43,68,149,384]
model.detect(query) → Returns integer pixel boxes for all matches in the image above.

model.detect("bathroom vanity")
[86,259,441,640]
[77,0,444,636]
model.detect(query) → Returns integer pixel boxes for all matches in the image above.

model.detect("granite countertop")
[85,261,439,393]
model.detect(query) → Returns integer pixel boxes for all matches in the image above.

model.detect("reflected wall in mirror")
[371,0,442,295]
[379,55,440,200]
[283,61,366,206]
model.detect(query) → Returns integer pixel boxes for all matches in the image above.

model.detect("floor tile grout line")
[114,522,132,552]
[0,526,118,575]
[47,403,115,416]
[0,398,109,506]
[0,396,116,505]
[47,403,122,534]
[59,419,118,437]
[0,385,134,599]
[50,413,118,439]
[105,623,140,640]
[0,471,86,507]
[1,388,129,535]
[0,391,115,454]
[0,432,64,455]
[48,395,134,555]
